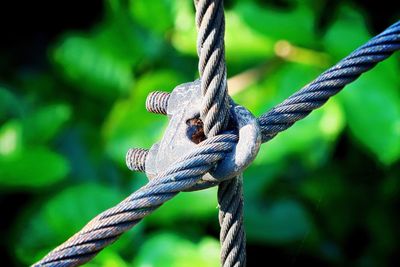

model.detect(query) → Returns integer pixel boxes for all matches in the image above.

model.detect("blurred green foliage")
[0,0,399,266]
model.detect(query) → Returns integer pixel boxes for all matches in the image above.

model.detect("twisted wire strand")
[33,134,238,267]
[194,0,230,136]
[194,1,246,266]
[218,174,246,267]
[258,20,400,142]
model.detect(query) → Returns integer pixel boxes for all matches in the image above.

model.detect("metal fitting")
[210,105,261,181]
[127,80,260,191]
[146,91,170,115]
[126,148,148,172]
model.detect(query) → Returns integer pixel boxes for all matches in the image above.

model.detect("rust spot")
[186,118,206,144]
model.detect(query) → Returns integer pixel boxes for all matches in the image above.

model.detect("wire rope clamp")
[142,80,261,191]
[144,80,211,188]
[209,104,261,181]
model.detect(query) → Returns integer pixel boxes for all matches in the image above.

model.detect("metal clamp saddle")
[126,80,261,191]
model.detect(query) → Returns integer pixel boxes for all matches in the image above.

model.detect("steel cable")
[259,20,400,142]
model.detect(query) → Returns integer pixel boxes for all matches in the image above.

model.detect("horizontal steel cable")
[34,20,400,267]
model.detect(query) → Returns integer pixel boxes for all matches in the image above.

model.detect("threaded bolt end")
[126,148,148,172]
[146,91,170,115]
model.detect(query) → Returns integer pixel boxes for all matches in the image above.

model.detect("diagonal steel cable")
[194,1,246,266]
[33,14,400,267]
[33,134,238,267]
[259,20,400,142]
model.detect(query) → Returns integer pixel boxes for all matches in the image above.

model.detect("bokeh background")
[1,0,399,266]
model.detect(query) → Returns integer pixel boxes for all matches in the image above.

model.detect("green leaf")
[0,120,22,157]
[103,70,185,165]
[0,146,69,188]
[130,0,175,35]
[235,1,316,46]
[170,0,195,53]
[339,57,400,164]
[172,6,275,64]
[243,163,285,199]
[0,87,20,119]
[147,188,218,226]
[225,10,275,69]
[53,35,134,99]
[132,232,219,267]
[323,6,370,60]
[245,200,312,243]
[299,172,356,240]
[23,103,71,144]
[85,250,129,267]
[235,63,321,117]
[94,15,150,63]
[15,183,130,264]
